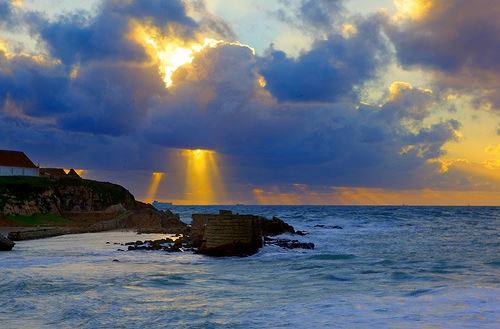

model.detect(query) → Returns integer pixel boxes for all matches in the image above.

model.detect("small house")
[0,150,39,177]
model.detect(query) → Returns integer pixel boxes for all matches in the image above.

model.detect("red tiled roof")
[0,150,38,168]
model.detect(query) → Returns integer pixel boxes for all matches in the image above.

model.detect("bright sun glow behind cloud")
[394,0,434,21]
[129,21,255,88]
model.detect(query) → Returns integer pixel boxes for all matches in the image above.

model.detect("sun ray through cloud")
[146,172,165,203]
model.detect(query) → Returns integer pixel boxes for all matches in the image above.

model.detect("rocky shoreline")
[0,234,15,251]
[2,204,315,256]
[124,210,314,257]
[1,177,315,256]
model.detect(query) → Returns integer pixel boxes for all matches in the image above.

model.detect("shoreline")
[0,225,167,242]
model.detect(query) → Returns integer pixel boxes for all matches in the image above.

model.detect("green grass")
[7,213,71,226]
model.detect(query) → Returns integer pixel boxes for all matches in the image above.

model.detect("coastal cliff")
[0,176,186,238]
[0,176,135,215]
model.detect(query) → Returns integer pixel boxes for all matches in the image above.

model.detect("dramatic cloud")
[1,0,496,202]
[1,0,206,136]
[387,0,500,110]
[143,39,459,188]
[35,0,196,65]
[259,14,390,102]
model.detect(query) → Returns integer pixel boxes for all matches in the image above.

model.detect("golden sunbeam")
[146,172,165,203]
[181,149,225,204]
[129,20,255,88]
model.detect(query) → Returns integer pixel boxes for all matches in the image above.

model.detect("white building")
[0,150,39,176]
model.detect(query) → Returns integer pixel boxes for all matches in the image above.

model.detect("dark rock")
[196,215,263,257]
[168,245,182,252]
[260,216,295,236]
[266,239,315,250]
[314,224,343,229]
[296,230,307,236]
[106,242,110,244]
[0,234,15,251]
[112,259,120,262]
[199,241,261,257]
[124,237,188,253]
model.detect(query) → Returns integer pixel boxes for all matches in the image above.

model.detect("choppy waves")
[1,206,499,328]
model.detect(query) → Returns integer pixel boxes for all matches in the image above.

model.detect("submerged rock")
[264,237,315,250]
[0,234,15,251]
[314,224,343,229]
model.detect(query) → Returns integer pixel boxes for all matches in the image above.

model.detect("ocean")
[1,206,499,328]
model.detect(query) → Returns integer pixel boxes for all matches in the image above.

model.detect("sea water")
[1,206,499,328]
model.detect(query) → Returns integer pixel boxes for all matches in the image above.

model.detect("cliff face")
[0,176,136,216]
[0,176,187,234]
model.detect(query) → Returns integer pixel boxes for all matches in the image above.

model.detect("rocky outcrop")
[0,176,135,216]
[0,234,15,251]
[260,216,295,236]
[198,214,262,257]
[125,237,191,252]
[190,210,312,257]
[1,190,61,216]
[128,202,188,234]
[0,176,187,236]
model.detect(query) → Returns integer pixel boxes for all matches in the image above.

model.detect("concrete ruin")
[191,210,263,256]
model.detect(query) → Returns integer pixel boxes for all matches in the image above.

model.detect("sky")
[1,0,499,205]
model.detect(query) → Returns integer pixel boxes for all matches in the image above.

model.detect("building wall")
[0,166,39,176]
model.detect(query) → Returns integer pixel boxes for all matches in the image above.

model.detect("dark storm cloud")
[259,14,390,102]
[386,0,500,110]
[0,55,70,118]
[33,0,196,66]
[1,0,191,136]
